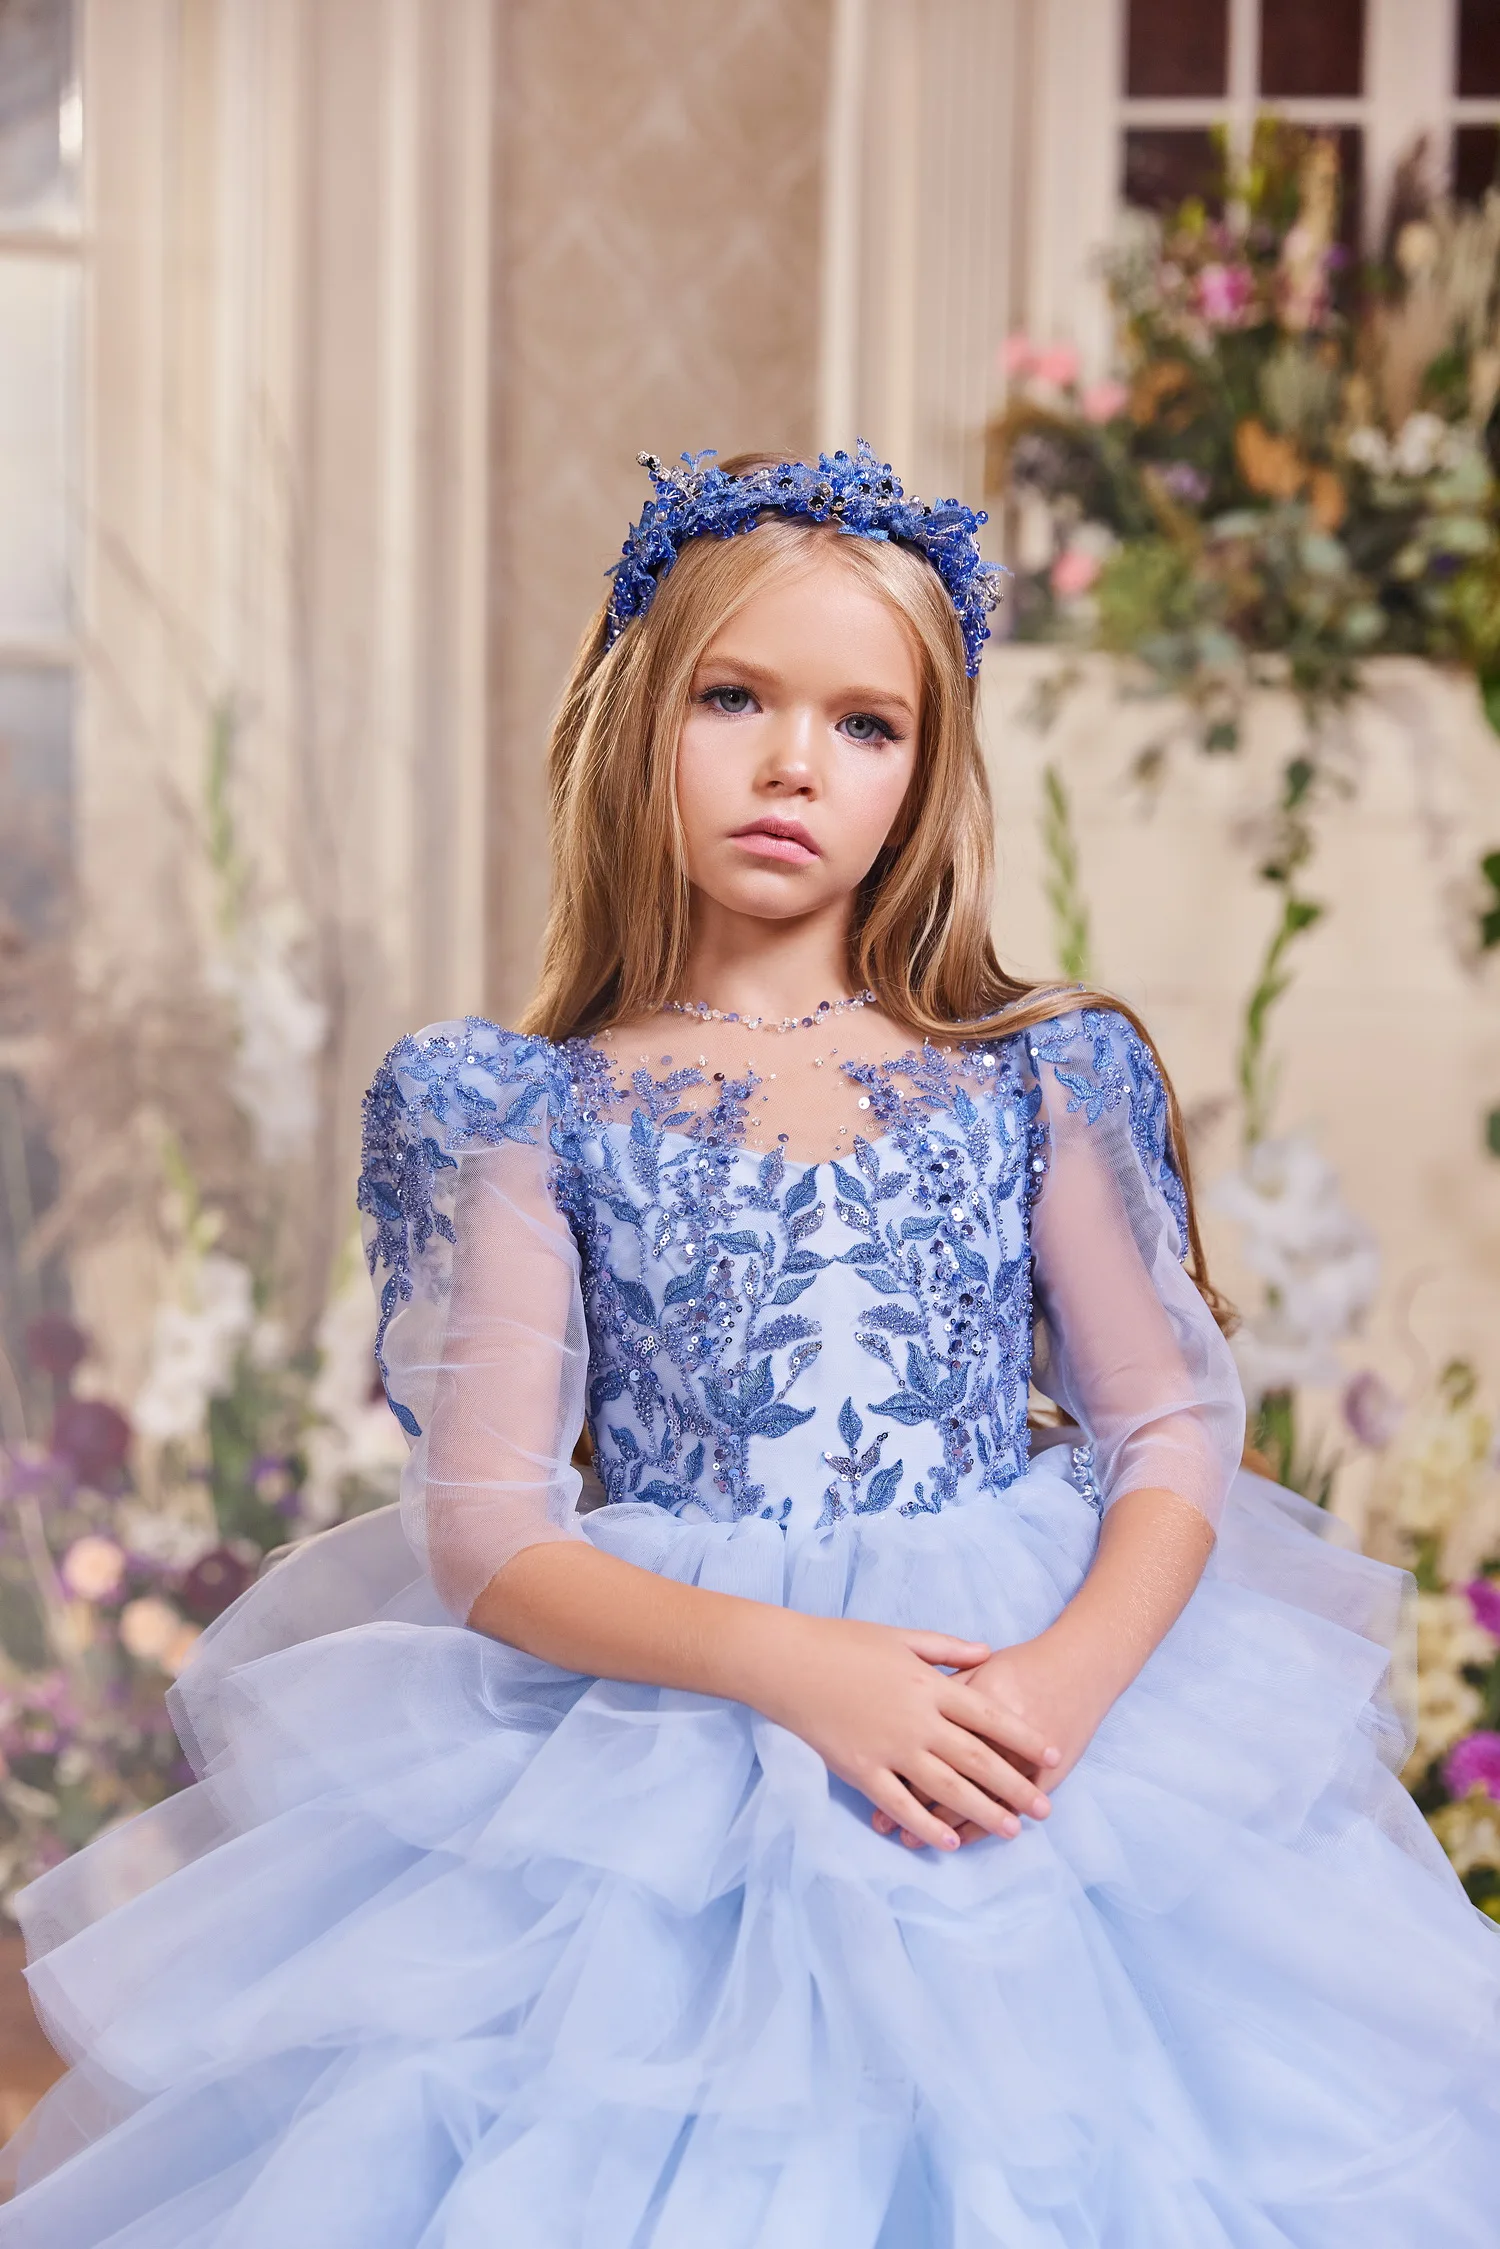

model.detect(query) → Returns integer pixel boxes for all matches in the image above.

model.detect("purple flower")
[1158,461,1210,505]
[1443,1731,1500,1802]
[176,1543,256,1623]
[1196,262,1254,327]
[1467,1579,1500,1640]
[51,1398,132,1487]
[1341,1369,1404,1450]
[24,1314,88,1385]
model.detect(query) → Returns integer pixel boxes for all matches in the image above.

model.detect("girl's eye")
[840,712,897,744]
[702,685,756,716]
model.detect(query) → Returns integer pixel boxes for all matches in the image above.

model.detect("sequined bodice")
[361,1009,1186,1542]
[550,1039,1045,1529]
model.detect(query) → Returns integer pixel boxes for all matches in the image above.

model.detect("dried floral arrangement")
[0,709,404,1912]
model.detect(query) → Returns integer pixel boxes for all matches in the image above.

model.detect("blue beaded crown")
[604,440,1008,676]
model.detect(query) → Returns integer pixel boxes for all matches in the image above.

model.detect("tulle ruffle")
[3,1460,1499,2247]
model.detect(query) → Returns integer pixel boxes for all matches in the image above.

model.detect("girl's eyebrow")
[694,653,916,720]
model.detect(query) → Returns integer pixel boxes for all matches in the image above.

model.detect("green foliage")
[1480,850,1500,950]
[1039,764,1093,982]
[1249,1388,1339,1508]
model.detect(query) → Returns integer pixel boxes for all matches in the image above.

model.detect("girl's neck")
[677,897,855,1024]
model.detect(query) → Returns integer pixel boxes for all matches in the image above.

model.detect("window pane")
[1126,0,1227,98]
[1260,0,1364,98]
[1458,0,1500,99]
[0,0,76,224]
[0,256,75,641]
[1123,129,1222,213]
[1455,125,1500,204]
[0,665,70,938]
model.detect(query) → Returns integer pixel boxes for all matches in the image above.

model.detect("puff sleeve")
[358,1018,590,1621]
[1026,1009,1244,1532]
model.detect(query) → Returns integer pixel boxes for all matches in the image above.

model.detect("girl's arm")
[469,1538,1062,1853]
[880,1015,1241,1845]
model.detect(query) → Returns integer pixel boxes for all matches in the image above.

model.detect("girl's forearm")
[467,1539,798,1706]
[1039,1486,1215,1710]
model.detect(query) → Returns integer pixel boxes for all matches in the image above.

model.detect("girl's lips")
[732,830,819,864]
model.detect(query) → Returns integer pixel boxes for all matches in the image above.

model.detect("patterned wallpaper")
[487,0,832,1016]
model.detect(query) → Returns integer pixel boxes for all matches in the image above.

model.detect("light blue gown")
[3,1007,1498,2246]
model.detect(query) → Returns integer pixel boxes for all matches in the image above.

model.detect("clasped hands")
[749,1611,1105,1856]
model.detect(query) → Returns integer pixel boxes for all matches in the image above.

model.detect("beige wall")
[486,0,832,1018]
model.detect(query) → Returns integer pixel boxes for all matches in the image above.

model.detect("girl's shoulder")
[362,1015,570,1159]
[982,1002,1183,1233]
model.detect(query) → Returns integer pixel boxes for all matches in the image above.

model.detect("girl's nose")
[758,705,818,793]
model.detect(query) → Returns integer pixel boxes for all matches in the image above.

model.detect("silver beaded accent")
[662,990,876,1035]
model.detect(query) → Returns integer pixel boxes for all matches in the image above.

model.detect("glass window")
[1458,0,1500,102]
[1123,129,1222,213]
[1259,0,1365,100]
[0,0,77,225]
[1455,125,1500,206]
[1126,0,1227,100]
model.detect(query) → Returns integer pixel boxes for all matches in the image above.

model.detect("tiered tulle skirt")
[3,1456,1499,2246]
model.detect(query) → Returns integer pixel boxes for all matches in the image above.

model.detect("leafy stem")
[1040,762,1094,982]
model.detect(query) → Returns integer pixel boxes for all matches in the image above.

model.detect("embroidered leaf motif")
[769,1275,816,1305]
[853,1135,880,1183]
[755,1315,817,1351]
[787,1203,826,1244]
[838,1396,863,1449]
[874,1172,911,1199]
[835,1198,876,1235]
[831,1162,871,1207]
[663,1262,709,1306]
[713,1230,763,1255]
[858,1304,926,1335]
[782,1248,829,1274]
[747,1401,817,1440]
[783,1169,819,1218]
[682,1441,705,1483]
[859,1460,904,1512]
[868,1391,931,1426]
[614,1278,658,1327]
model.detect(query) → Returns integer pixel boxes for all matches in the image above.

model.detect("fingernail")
[1001,1814,1020,1837]
[1032,1795,1050,1817]
[941,1832,959,1850]
[1042,1747,1062,1766]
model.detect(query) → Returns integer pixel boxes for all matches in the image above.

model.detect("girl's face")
[675,552,921,927]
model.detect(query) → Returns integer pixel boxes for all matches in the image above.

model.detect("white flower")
[1391,411,1448,480]
[1210,1136,1379,1404]
[59,1535,126,1604]
[134,1252,255,1443]
[1345,425,1391,474]
[116,1501,219,1572]
[207,904,326,1167]
[1384,1400,1496,1544]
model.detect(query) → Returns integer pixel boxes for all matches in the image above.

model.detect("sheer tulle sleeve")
[358,1018,590,1621]
[1025,1010,1243,1531]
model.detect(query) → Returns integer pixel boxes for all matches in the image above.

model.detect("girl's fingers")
[936,1722,1051,1819]
[945,1681,1056,1767]
[910,1755,1023,1840]
[905,1631,992,1670]
[869,1772,962,1852]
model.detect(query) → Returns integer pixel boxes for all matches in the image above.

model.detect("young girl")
[4,443,1498,2246]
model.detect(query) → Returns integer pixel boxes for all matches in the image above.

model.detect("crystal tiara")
[604,439,1008,676]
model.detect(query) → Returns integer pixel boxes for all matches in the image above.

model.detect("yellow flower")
[1429,1789,1500,1879]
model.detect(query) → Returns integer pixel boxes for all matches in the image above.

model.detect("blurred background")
[2,0,1500,2117]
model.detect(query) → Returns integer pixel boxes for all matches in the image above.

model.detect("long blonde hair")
[519,453,1232,1329]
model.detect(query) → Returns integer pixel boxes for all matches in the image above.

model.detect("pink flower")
[60,1534,126,1604]
[1032,343,1080,389]
[1051,548,1102,598]
[1197,262,1254,326]
[1444,1731,1500,1802]
[1467,1580,1500,1640]
[1080,380,1129,424]
[52,1398,131,1487]
[998,334,1034,378]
